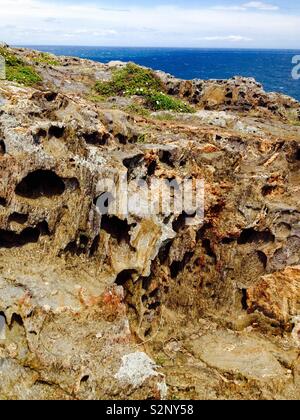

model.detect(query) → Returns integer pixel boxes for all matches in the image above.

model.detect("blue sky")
[0,0,299,48]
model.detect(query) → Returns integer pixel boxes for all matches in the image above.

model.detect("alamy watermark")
[95,170,205,226]
[292,55,300,80]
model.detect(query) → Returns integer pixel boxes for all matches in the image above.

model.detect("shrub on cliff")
[0,47,42,86]
[95,63,195,113]
[145,91,195,113]
[95,63,164,96]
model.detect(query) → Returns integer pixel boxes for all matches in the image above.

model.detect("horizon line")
[15,44,300,51]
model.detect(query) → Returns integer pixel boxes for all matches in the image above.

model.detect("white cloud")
[242,2,279,11]
[201,35,253,42]
[214,1,279,11]
[0,0,298,48]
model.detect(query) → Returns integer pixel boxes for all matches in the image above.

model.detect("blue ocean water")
[24,46,300,101]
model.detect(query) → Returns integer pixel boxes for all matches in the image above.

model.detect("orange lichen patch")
[198,144,220,153]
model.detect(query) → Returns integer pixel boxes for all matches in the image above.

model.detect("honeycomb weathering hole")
[8,213,29,224]
[0,227,40,248]
[0,140,6,155]
[115,269,137,286]
[15,170,65,199]
[237,228,275,245]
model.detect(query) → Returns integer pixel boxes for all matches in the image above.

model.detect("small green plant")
[34,52,60,66]
[95,63,164,97]
[0,47,42,86]
[146,92,195,113]
[136,133,148,144]
[125,104,151,118]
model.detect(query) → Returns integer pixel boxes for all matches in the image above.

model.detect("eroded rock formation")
[0,46,299,400]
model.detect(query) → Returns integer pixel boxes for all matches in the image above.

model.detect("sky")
[0,0,299,48]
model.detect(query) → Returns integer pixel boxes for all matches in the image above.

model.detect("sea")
[23,46,300,101]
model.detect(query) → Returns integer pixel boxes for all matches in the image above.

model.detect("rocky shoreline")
[0,46,299,400]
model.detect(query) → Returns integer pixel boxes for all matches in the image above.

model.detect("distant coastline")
[16,45,300,101]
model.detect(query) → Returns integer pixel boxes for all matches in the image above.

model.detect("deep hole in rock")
[10,313,24,329]
[221,237,236,245]
[296,148,300,161]
[173,212,188,233]
[123,154,144,172]
[38,221,50,236]
[33,128,47,145]
[15,170,65,199]
[116,134,128,145]
[44,92,58,102]
[8,212,29,225]
[0,197,6,207]
[144,327,152,337]
[48,125,65,138]
[0,140,6,155]
[82,131,109,146]
[149,288,160,299]
[148,301,160,311]
[158,239,173,263]
[141,274,154,292]
[0,228,39,248]
[64,240,78,255]
[79,235,89,248]
[147,161,157,176]
[80,375,90,385]
[159,150,174,167]
[237,228,275,245]
[262,185,277,196]
[0,223,48,248]
[90,234,100,257]
[65,234,89,256]
[257,250,268,269]
[241,289,248,310]
[170,252,194,279]
[101,215,133,244]
[115,269,136,286]
[196,223,212,242]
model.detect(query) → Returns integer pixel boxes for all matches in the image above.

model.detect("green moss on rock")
[0,47,42,86]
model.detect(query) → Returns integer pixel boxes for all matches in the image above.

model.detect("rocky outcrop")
[247,267,300,326]
[0,46,300,400]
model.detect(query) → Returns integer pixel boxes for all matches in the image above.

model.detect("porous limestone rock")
[0,46,300,400]
[247,266,300,325]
